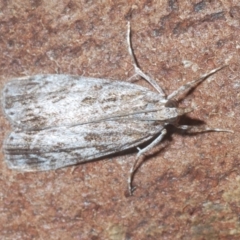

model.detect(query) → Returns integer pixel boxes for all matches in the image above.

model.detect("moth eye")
[165,100,178,108]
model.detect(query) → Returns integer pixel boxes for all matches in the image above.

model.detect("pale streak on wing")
[4,120,164,171]
[2,75,164,130]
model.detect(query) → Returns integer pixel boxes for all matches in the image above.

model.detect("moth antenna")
[167,65,227,101]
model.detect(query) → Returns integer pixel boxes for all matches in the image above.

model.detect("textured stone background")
[0,0,239,239]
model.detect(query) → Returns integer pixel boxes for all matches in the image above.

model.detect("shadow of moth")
[2,22,232,194]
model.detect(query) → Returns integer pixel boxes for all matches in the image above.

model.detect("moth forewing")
[4,119,165,172]
[2,75,164,130]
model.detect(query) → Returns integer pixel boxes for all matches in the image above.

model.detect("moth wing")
[4,120,164,171]
[2,75,163,130]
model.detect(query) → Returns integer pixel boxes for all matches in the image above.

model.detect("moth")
[2,22,232,194]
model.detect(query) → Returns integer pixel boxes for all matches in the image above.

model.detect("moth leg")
[128,128,167,195]
[167,65,227,101]
[127,22,166,96]
[126,73,141,83]
[176,125,233,133]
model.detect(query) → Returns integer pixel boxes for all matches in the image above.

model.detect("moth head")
[161,100,193,124]
[165,99,178,108]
